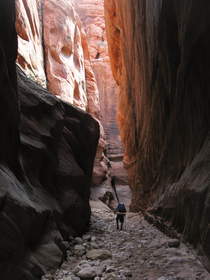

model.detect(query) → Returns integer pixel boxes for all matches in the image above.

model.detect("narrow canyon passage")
[1,0,210,279]
[40,1,210,279]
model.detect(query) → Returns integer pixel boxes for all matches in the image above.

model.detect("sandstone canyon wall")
[75,0,128,184]
[105,0,210,267]
[43,0,88,108]
[74,0,121,155]
[16,0,107,185]
[16,0,100,113]
[0,0,99,279]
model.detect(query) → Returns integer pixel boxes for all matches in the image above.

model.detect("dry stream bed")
[43,200,210,280]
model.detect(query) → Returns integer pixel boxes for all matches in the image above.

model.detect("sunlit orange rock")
[16,0,46,87]
[74,0,106,60]
[80,26,101,119]
[16,0,101,114]
[43,0,88,109]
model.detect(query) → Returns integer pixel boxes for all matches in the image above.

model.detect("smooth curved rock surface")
[14,67,98,279]
[43,0,88,109]
[0,1,99,278]
[105,0,210,268]
[16,0,101,118]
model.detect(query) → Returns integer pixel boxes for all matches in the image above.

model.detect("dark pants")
[116,214,125,230]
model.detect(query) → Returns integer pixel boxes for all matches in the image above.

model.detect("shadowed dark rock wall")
[0,0,20,174]
[0,1,99,279]
[105,0,210,268]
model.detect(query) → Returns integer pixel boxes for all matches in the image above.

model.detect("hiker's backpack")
[117,203,126,213]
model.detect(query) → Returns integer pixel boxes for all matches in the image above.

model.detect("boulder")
[77,267,97,279]
[74,245,86,257]
[167,240,180,248]
[86,249,112,260]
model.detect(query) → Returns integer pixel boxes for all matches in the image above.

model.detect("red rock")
[16,0,101,116]
[75,0,127,185]
[104,0,139,205]
[16,0,46,87]
[43,0,88,109]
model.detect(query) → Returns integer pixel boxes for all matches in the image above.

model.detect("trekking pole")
[125,214,127,231]
[111,176,120,203]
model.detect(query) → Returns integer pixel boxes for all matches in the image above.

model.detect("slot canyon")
[0,0,210,279]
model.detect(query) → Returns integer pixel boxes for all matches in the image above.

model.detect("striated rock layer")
[105,0,210,267]
[0,1,99,278]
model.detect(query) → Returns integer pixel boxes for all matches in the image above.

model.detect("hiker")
[111,176,127,230]
[115,202,127,230]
